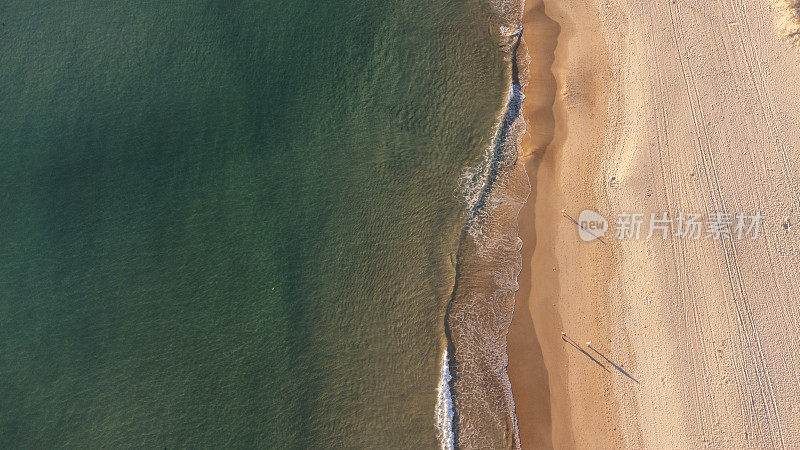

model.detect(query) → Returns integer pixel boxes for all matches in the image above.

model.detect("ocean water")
[0,1,523,448]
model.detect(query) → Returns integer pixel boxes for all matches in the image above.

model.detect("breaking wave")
[436,348,455,450]
[445,0,531,447]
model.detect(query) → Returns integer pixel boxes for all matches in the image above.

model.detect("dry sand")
[508,0,800,447]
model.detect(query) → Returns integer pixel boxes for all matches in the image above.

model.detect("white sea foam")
[435,348,455,450]
[448,6,528,447]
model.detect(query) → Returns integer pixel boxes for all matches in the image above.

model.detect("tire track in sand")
[666,2,785,446]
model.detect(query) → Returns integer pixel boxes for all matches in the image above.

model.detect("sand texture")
[509,0,800,447]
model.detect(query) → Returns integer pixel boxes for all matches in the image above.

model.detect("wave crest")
[436,349,455,450]
[447,1,531,447]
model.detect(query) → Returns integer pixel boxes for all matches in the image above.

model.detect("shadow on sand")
[562,333,639,384]
[561,334,609,372]
[590,345,639,384]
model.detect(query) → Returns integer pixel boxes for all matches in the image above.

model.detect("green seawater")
[0,1,511,447]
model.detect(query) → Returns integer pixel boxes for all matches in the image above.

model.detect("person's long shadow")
[561,335,609,372]
[590,346,640,384]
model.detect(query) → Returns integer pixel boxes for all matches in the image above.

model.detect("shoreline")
[505,0,560,447]
[445,5,531,446]
[507,0,625,447]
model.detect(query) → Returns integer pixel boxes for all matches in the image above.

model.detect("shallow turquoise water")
[0,1,509,447]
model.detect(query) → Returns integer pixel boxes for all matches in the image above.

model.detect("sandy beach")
[509,0,800,447]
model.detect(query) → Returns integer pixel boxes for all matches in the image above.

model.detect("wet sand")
[508,0,621,447]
